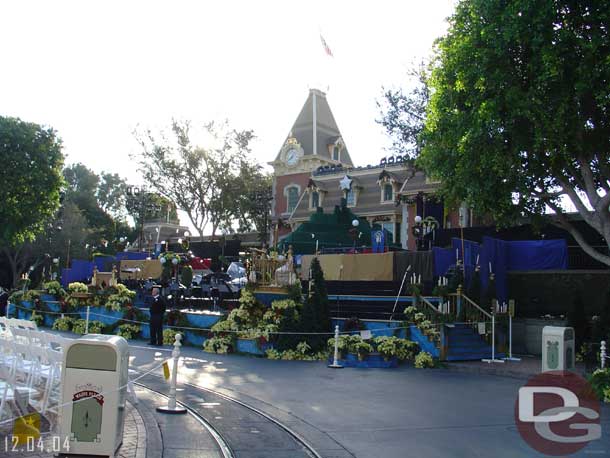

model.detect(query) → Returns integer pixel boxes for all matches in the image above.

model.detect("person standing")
[0,288,8,317]
[148,287,166,346]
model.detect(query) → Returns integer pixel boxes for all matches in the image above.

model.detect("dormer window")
[311,191,319,209]
[332,145,340,161]
[383,184,394,202]
[377,170,400,204]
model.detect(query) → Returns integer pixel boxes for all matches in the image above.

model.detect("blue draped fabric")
[432,247,456,277]
[507,239,568,270]
[61,260,94,287]
[451,238,481,287]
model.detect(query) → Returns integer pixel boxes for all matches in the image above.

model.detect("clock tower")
[269,88,353,244]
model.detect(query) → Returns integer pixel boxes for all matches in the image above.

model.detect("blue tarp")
[507,239,568,271]
[432,247,456,277]
[433,236,568,304]
[61,253,150,287]
[61,260,95,287]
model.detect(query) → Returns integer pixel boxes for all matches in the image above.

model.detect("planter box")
[332,318,407,338]
[184,311,223,329]
[185,331,207,347]
[40,294,56,302]
[236,338,272,355]
[409,325,440,358]
[79,306,123,326]
[330,352,398,368]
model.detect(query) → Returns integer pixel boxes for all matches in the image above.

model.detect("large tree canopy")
[134,120,267,237]
[420,0,610,266]
[0,116,64,246]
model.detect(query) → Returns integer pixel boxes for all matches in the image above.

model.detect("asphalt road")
[127,342,610,458]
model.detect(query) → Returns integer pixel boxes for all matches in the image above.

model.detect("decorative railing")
[248,250,297,287]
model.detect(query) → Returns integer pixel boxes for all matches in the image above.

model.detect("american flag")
[320,34,333,57]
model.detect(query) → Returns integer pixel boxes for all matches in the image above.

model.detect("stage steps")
[444,324,504,361]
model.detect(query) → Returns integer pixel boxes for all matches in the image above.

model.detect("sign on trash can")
[59,335,129,457]
[542,326,575,372]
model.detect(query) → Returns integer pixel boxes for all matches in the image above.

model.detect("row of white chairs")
[0,317,70,422]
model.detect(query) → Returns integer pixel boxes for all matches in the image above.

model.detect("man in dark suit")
[149,287,166,346]
[0,288,8,317]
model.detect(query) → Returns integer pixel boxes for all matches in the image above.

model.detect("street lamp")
[349,219,360,253]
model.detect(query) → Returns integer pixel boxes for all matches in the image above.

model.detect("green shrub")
[414,351,435,369]
[72,319,103,335]
[588,368,610,402]
[354,341,373,360]
[52,316,74,331]
[43,281,66,298]
[29,311,44,327]
[203,336,234,354]
[106,284,136,311]
[373,336,418,361]
[68,282,89,294]
[163,328,180,345]
[116,323,140,340]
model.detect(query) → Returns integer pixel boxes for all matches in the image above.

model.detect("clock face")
[286,149,299,166]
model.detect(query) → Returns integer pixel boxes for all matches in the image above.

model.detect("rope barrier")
[0,356,171,427]
[11,303,494,337]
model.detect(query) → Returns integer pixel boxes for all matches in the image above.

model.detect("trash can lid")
[69,334,129,351]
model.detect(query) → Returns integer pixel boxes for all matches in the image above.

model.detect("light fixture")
[352,219,360,227]
[414,215,422,224]
[159,256,167,264]
[184,231,190,237]
[171,257,179,265]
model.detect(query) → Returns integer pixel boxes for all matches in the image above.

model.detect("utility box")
[542,326,575,372]
[59,335,129,457]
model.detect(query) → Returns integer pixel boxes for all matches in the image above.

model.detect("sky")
[0,0,458,230]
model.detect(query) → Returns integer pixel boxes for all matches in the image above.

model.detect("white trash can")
[59,335,129,457]
[542,326,575,372]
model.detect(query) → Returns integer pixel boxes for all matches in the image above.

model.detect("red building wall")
[273,172,310,217]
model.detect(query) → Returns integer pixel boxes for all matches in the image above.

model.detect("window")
[311,191,319,209]
[286,187,299,212]
[333,145,340,161]
[346,189,355,206]
[381,222,394,242]
[383,184,393,202]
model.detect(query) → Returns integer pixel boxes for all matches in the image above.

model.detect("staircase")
[445,323,503,361]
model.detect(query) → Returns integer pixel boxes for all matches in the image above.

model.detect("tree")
[300,258,331,351]
[419,0,610,266]
[0,117,64,287]
[97,172,128,219]
[377,61,430,157]
[0,116,64,247]
[134,120,258,237]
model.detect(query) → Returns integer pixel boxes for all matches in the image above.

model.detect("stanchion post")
[328,325,343,369]
[482,306,504,364]
[157,333,187,414]
[85,305,90,334]
[601,341,606,370]
[504,313,521,362]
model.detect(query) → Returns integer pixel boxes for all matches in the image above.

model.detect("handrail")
[461,293,492,319]
[420,296,442,315]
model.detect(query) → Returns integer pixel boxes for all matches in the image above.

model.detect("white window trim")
[345,187,359,208]
[381,183,395,203]
[309,190,323,210]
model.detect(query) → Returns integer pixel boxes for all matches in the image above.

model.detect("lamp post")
[350,219,360,253]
